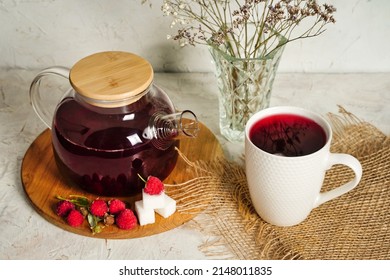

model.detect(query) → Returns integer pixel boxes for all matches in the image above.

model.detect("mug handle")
[29,66,70,129]
[314,153,363,208]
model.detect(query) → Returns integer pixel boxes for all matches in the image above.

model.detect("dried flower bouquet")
[152,0,336,58]
[141,1,337,141]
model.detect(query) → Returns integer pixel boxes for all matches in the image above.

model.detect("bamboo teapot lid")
[69,51,154,107]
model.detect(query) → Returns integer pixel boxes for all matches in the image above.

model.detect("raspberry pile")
[55,195,138,233]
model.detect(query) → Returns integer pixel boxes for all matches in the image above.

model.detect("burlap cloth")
[165,106,390,260]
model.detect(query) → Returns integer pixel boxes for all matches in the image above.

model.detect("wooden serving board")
[21,122,223,239]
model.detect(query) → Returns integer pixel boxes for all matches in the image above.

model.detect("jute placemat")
[165,106,390,260]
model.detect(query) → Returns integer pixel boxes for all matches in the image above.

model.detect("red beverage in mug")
[249,114,327,157]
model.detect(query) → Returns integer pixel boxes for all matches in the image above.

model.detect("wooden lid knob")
[69,51,153,107]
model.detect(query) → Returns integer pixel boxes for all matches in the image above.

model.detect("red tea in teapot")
[52,94,179,197]
[30,51,198,197]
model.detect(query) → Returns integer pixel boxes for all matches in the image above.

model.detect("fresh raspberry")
[115,209,137,230]
[66,209,84,227]
[56,200,75,217]
[144,176,164,195]
[89,199,108,217]
[108,199,126,215]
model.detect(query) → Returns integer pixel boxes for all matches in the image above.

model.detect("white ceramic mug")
[245,106,362,226]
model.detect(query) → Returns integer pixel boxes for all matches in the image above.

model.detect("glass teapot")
[29,51,199,197]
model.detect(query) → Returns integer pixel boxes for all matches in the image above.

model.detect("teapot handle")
[29,66,70,129]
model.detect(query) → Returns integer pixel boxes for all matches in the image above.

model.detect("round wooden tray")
[21,122,223,239]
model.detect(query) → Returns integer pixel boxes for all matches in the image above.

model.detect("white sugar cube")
[135,200,155,226]
[142,189,166,209]
[155,194,176,218]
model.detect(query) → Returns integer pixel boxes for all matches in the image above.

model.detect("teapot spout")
[143,110,199,150]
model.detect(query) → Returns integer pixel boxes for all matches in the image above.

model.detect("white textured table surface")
[0,70,389,260]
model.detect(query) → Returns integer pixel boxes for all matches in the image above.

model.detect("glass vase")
[209,42,285,142]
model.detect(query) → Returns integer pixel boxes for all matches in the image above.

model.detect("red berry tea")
[249,114,327,157]
[52,94,179,197]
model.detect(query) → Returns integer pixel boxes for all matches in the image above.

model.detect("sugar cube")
[135,200,155,226]
[155,194,176,218]
[142,189,166,209]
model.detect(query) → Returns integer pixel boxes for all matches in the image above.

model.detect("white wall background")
[0,0,389,72]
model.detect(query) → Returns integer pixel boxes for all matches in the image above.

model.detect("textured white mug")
[245,106,362,226]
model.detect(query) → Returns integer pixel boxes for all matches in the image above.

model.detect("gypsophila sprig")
[143,0,336,58]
